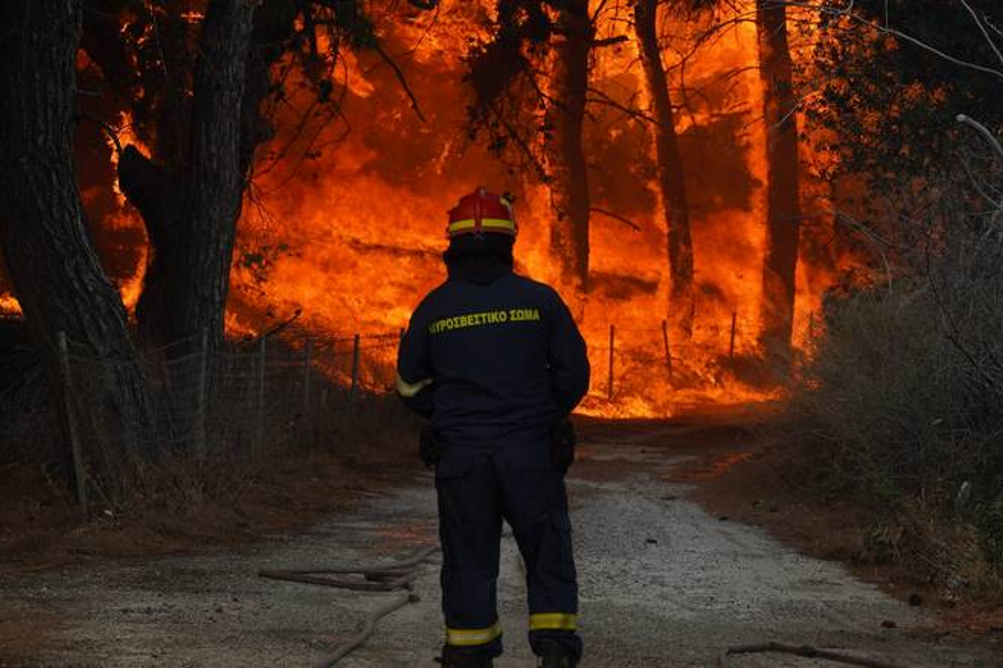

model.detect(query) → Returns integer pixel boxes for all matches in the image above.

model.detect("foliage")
[238,243,293,287]
[975,502,1003,575]
[802,0,1003,217]
[80,0,380,167]
[786,119,1003,574]
[463,0,563,176]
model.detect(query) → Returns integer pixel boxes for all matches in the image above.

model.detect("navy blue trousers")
[435,444,581,660]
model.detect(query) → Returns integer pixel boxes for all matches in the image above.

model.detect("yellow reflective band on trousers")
[529,613,577,631]
[445,621,503,646]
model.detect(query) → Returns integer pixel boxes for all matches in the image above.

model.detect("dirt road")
[1,416,996,666]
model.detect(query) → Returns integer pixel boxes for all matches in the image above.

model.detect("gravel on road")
[0,420,995,667]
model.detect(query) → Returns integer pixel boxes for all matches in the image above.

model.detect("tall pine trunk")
[117,0,257,452]
[544,0,592,299]
[634,0,695,340]
[172,0,256,349]
[123,0,257,352]
[0,0,151,482]
[756,0,801,355]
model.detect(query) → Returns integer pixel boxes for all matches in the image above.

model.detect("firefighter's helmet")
[446,187,517,238]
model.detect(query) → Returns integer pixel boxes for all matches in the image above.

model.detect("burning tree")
[633,0,696,340]
[781,0,1003,589]
[543,0,594,297]
[467,0,612,302]
[11,0,972,443]
[84,0,388,351]
[0,0,432,475]
[755,0,801,356]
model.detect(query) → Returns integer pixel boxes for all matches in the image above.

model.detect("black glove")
[551,418,576,472]
[419,425,440,470]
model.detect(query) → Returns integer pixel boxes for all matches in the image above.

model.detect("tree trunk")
[172,0,256,349]
[756,0,801,355]
[0,0,151,484]
[544,0,592,299]
[120,0,257,351]
[116,1,257,452]
[634,0,695,341]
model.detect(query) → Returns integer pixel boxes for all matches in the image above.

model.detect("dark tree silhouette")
[634,0,695,340]
[0,0,152,476]
[82,0,344,349]
[756,0,801,355]
[544,0,593,296]
[466,0,604,303]
[112,0,258,351]
[0,0,425,464]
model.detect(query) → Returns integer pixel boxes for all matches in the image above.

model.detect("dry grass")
[0,356,421,574]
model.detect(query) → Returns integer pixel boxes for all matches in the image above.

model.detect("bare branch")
[590,206,641,231]
[586,87,658,124]
[956,114,1003,168]
[772,1,1003,81]
[959,152,1003,209]
[768,89,821,133]
[74,112,123,155]
[593,34,630,48]
[958,0,1003,69]
[371,41,426,123]
[723,640,904,668]
[827,209,894,292]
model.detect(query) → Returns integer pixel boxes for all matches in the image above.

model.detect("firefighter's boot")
[536,640,578,668]
[439,645,494,668]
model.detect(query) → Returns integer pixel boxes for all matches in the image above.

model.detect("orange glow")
[0,294,21,317]
[216,0,859,417]
[17,1,857,417]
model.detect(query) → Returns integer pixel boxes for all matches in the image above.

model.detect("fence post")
[729,312,737,359]
[350,333,361,404]
[661,319,672,380]
[254,336,267,453]
[57,332,88,514]
[607,324,615,401]
[195,327,209,458]
[303,337,313,422]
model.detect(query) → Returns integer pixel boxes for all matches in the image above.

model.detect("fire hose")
[259,545,440,667]
[718,641,906,668]
[259,546,911,668]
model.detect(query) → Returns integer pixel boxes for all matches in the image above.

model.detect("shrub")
[785,128,1003,584]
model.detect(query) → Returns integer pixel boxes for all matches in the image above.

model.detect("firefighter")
[396,187,590,668]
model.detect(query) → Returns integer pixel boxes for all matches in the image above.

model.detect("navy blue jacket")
[397,271,589,446]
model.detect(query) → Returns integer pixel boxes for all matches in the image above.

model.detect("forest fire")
[0,0,862,417]
[5,5,1003,663]
[224,1,848,414]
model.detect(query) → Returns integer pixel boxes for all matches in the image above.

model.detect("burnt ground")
[1,410,1001,666]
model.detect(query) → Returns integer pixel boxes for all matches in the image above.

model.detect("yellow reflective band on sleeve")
[447,218,516,234]
[395,373,434,398]
[445,621,503,646]
[529,613,577,631]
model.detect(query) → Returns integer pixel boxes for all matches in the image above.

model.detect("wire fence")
[52,309,819,510]
[586,311,779,396]
[57,328,404,511]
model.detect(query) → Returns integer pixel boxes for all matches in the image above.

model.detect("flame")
[221,0,859,417]
[0,294,21,317]
[0,1,864,418]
